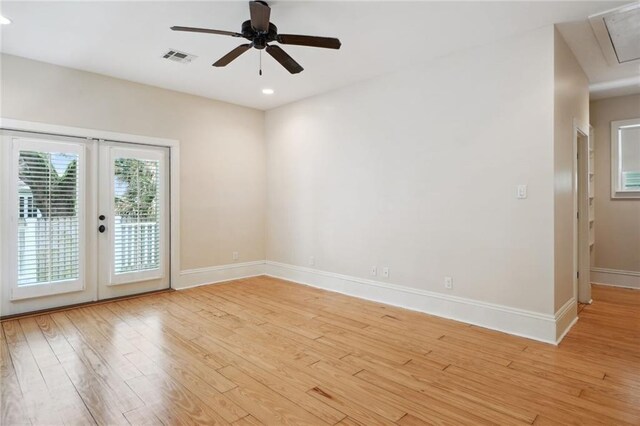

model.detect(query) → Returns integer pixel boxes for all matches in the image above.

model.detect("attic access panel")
[590,3,640,65]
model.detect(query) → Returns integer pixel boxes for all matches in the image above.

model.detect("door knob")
[98,225,106,233]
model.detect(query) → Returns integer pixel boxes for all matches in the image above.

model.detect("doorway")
[1,126,176,316]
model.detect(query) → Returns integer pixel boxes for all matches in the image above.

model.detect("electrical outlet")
[444,276,453,289]
[309,256,315,266]
[517,184,527,199]
[371,266,377,276]
[232,251,239,261]
[382,267,390,278]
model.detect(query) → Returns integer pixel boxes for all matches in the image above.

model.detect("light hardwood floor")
[1,277,639,425]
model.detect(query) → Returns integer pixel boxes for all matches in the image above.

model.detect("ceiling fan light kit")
[171,0,341,74]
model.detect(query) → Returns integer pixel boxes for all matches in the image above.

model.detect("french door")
[1,131,170,314]
[98,142,170,299]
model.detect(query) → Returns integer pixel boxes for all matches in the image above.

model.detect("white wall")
[0,54,266,274]
[1,25,590,342]
[266,26,558,317]
[552,29,589,319]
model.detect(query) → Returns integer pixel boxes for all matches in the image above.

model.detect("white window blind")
[113,157,161,274]
[612,119,640,198]
[623,171,640,190]
[17,150,80,286]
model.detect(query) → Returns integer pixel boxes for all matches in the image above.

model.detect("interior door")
[97,141,170,299]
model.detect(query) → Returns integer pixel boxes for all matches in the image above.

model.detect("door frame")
[573,119,591,304]
[0,118,180,316]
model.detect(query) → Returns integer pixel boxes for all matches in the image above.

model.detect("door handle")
[98,225,106,233]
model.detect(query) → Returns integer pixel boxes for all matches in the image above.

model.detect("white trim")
[556,316,578,344]
[574,122,591,304]
[265,261,571,344]
[591,267,640,289]
[572,120,578,301]
[169,141,180,294]
[0,118,178,148]
[611,118,640,199]
[177,261,266,290]
[554,297,578,344]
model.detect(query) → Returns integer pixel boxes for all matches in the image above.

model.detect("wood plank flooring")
[2,278,639,425]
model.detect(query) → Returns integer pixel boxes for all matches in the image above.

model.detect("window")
[611,118,640,198]
[19,193,39,219]
[106,145,166,286]
[9,137,85,300]
[113,157,161,275]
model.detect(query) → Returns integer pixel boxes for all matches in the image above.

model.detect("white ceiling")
[0,1,631,110]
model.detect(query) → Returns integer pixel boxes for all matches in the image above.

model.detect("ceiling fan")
[171,0,341,74]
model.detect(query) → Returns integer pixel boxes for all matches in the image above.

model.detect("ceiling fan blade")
[249,1,271,33]
[212,44,252,67]
[171,26,242,38]
[277,34,341,49]
[266,45,303,74]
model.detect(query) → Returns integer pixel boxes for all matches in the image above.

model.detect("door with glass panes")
[3,131,169,314]
[98,141,170,300]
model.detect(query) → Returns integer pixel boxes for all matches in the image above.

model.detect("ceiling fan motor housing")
[241,20,278,49]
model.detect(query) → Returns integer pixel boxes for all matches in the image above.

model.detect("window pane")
[113,158,161,274]
[17,150,79,286]
[620,126,640,190]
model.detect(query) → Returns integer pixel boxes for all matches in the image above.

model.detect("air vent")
[589,3,640,66]
[163,49,197,64]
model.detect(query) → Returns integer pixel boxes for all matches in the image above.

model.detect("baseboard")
[177,260,575,343]
[591,267,640,289]
[554,297,578,344]
[265,261,564,344]
[178,261,266,289]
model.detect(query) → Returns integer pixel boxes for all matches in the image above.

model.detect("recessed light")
[0,15,11,25]
[262,88,274,95]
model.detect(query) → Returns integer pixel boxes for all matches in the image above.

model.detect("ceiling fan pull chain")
[259,50,263,76]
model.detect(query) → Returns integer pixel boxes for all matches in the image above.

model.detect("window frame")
[8,136,87,301]
[107,145,166,286]
[611,118,640,199]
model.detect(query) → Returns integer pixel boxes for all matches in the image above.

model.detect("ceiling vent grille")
[163,49,197,64]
